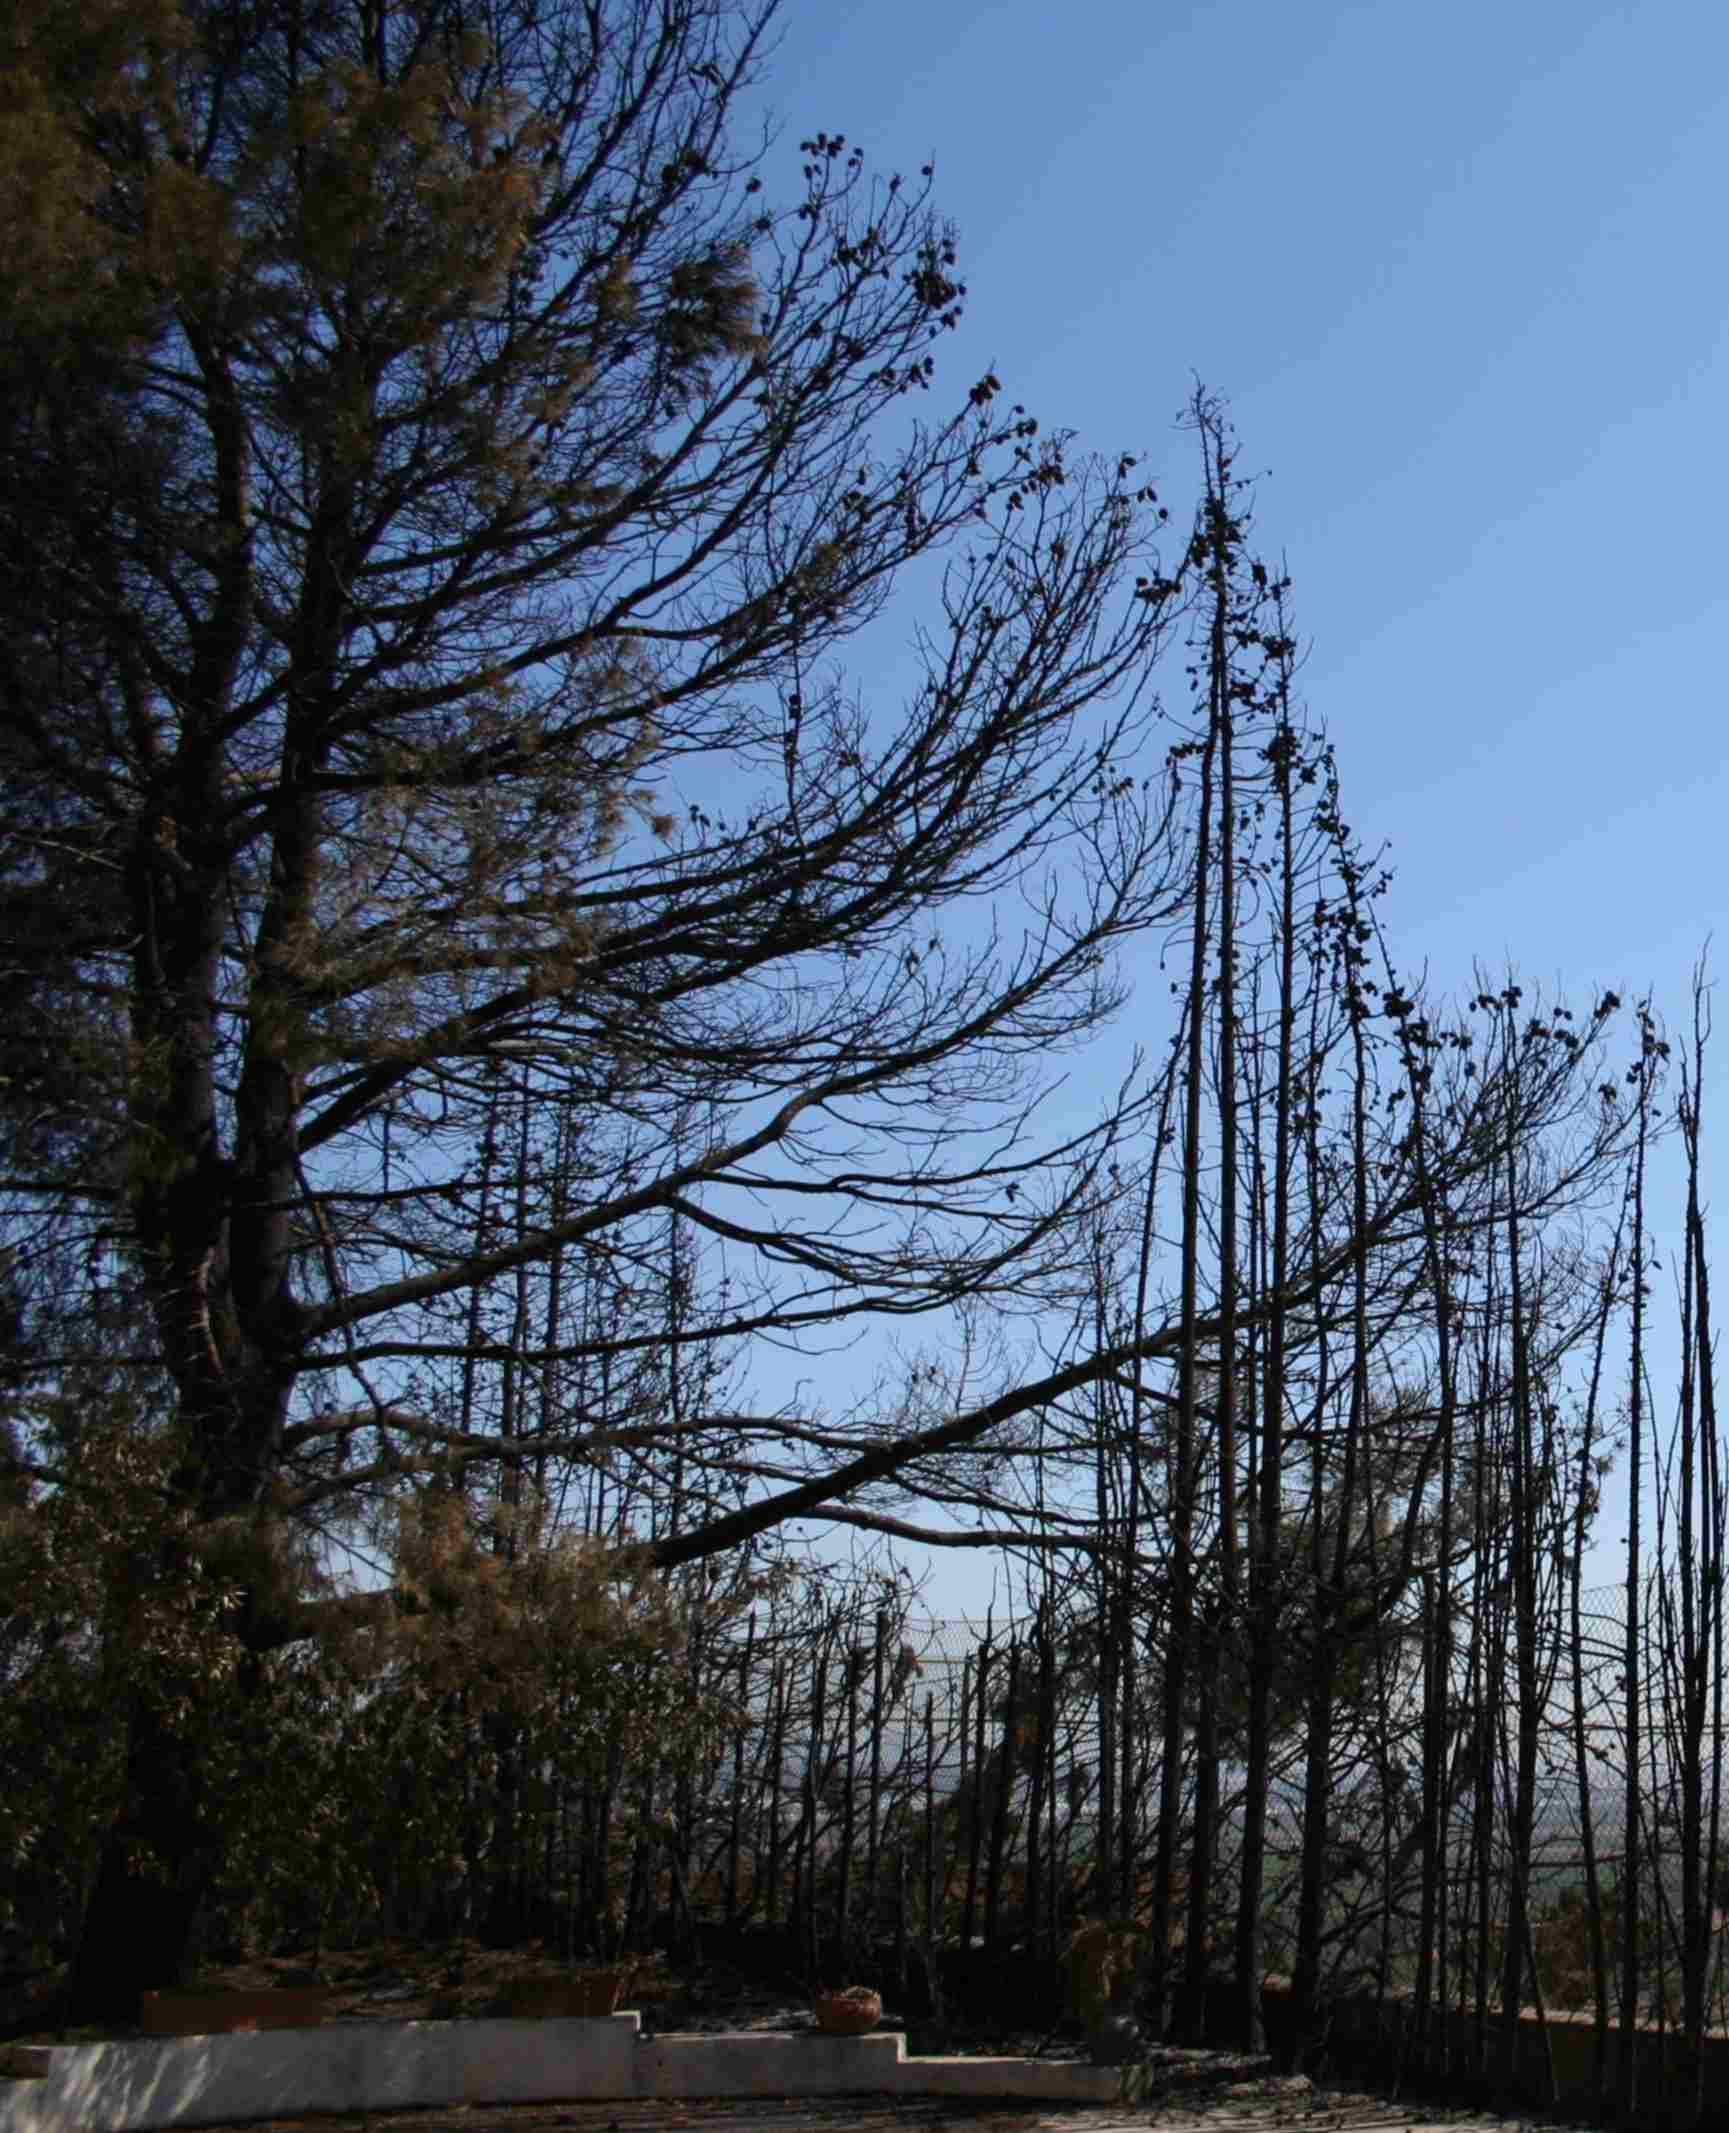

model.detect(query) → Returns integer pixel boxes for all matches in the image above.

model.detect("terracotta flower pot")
[813,1986,882,2036]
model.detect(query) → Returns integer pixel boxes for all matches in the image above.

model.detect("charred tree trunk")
[1617,1013,1655,2122]
[1232,660,1300,2052]
[1152,487,1219,2038]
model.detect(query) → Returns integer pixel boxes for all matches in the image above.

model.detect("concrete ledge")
[638,2029,904,2097]
[0,2029,366,2133]
[905,2053,1126,2102]
[458,2015,641,2105]
[359,2017,459,2113]
[0,2010,1128,2132]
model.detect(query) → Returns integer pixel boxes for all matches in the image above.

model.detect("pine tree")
[0,0,1189,2016]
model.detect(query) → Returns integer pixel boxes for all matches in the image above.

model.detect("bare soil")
[5,1942,1594,2133]
[0,1937,836,2048]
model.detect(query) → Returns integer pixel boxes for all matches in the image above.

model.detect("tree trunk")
[1232,673,1299,2054]
[68,1688,231,2023]
[1618,1019,1653,2123]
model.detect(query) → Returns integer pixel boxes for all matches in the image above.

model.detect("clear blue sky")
[730,0,1729,1617]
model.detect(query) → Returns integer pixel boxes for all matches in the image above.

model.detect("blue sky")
[744,0,1729,988]
[727,0,1729,1617]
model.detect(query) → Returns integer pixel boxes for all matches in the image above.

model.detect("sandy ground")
[48,2082,1613,2133]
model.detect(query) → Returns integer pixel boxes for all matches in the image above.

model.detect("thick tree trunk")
[482,1713,528,1947]
[66,1358,289,2022]
[67,1694,227,2024]
[72,775,306,2021]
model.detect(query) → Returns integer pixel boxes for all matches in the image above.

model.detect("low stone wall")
[1319,1989,1729,2128]
[0,2013,1125,2133]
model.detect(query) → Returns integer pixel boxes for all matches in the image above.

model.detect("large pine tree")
[0,0,1190,2016]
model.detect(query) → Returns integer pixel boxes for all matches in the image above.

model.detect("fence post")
[868,1609,887,1943]
[838,1633,859,1962]
[962,1628,992,1950]
[765,1658,786,1926]
[984,1637,1020,1947]
[727,1610,754,1924]
[924,1689,938,1948]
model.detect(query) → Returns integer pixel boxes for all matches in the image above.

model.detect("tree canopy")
[0,0,1204,2015]
[0,0,1647,2035]
[1,0,1200,1566]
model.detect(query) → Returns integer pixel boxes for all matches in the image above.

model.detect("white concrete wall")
[0,2013,1123,2132]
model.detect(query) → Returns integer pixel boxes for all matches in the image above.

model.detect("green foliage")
[194,1487,735,1956]
[384,1487,731,1758]
[0,0,1180,1564]
[0,1396,243,1948]
[0,0,197,342]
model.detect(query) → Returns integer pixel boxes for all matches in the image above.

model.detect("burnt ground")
[0,1941,1621,2133]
